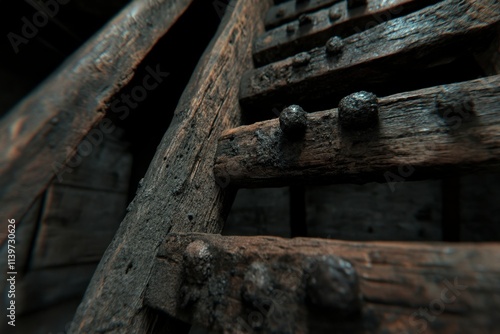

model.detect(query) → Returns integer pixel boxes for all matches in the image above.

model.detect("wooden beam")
[241,0,500,114]
[254,0,441,66]
[265,0,343,30]
[216,75,500,188]
[0,0,194,242]
[69,1,272,333]
[146,233,500,333]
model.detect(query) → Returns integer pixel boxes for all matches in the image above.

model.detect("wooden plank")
[241,0,500,114]
[69,1,273,333]
[265,0,343,30]
[254,0,441,66]
[16,264,97,315]
[30,184,129,269]
[305,181,442,241]
[146,233,500,333]
[216,75,500,188]
[0,0,194,243]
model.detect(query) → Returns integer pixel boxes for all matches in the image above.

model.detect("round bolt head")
[280,105,307,138]
[338,91,379,130]
[292,52,311,67]
[298,14,313,26]
[328,8,342,22]
[325,36,344,55]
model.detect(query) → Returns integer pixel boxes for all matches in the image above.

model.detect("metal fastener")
[279,105,308,139]
[328,8,342,22]
[292,52,311,67]
[338,91,379,130]
[325,36,344,55]
[298,14,313,26]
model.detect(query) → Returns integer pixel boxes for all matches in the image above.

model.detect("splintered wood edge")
[146,233,500,332]
[216,75,500,187]
[0,0,194,240]
[254,0,441,66]
[241,0,500,108]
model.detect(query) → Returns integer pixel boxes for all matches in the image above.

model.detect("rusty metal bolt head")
[328,8,342,22]
[286,23,296,34]
[292,52,311,67]
[298,14,313,26]
[280,105,308,139]
[325,36,344,55]
[304,256,360,314]
[338,91,379,130]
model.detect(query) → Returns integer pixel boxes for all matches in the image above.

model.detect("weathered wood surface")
[70,1,273,333]
[146,233,500,333]
[265,0,343,29]
[241,0,500,113]
[217,75,500,188]
[0,0,193,243]
[254,0,441,66]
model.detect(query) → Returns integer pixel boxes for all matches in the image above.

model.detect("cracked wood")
[0,0,194,244]
[69,1,272,333]
[241,0,500,113]
[216,75,500,188]
[254,0,441,66]
[146,233,500,333]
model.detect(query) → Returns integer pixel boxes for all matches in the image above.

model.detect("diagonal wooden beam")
[0,0,195,243]
[69,1,273,333]
[216,75,500,188]
[241,0,500,114]
[146,233,500,333]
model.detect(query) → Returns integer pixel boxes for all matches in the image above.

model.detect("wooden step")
[216,75,500,188]
[146,233,500,333]
[265,0,343,30]
[240,0,500,114]
[254,0,441,66]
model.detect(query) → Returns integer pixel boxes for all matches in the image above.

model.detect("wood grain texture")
[70,1,272,333]
[216,75,500,188]
[265,0,343,29]
[254,0,441,66]
[146,233,500,333]
[0,0,193,243]
[241,0,500,113]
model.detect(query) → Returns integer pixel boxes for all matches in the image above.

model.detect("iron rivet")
[292,52,311,67]
[298,14,313,26]
[328,8,342,22]
[338,91,379,130]
[325,36,344,55]
[279,104,307,139]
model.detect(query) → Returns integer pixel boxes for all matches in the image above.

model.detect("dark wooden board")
[265,0,343,29]
[0,0,194,244]
[69,1,273,333]
[241,0,500,115]
[146,233,500,333]
[216,75,500,187]
[254,0,441,66]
